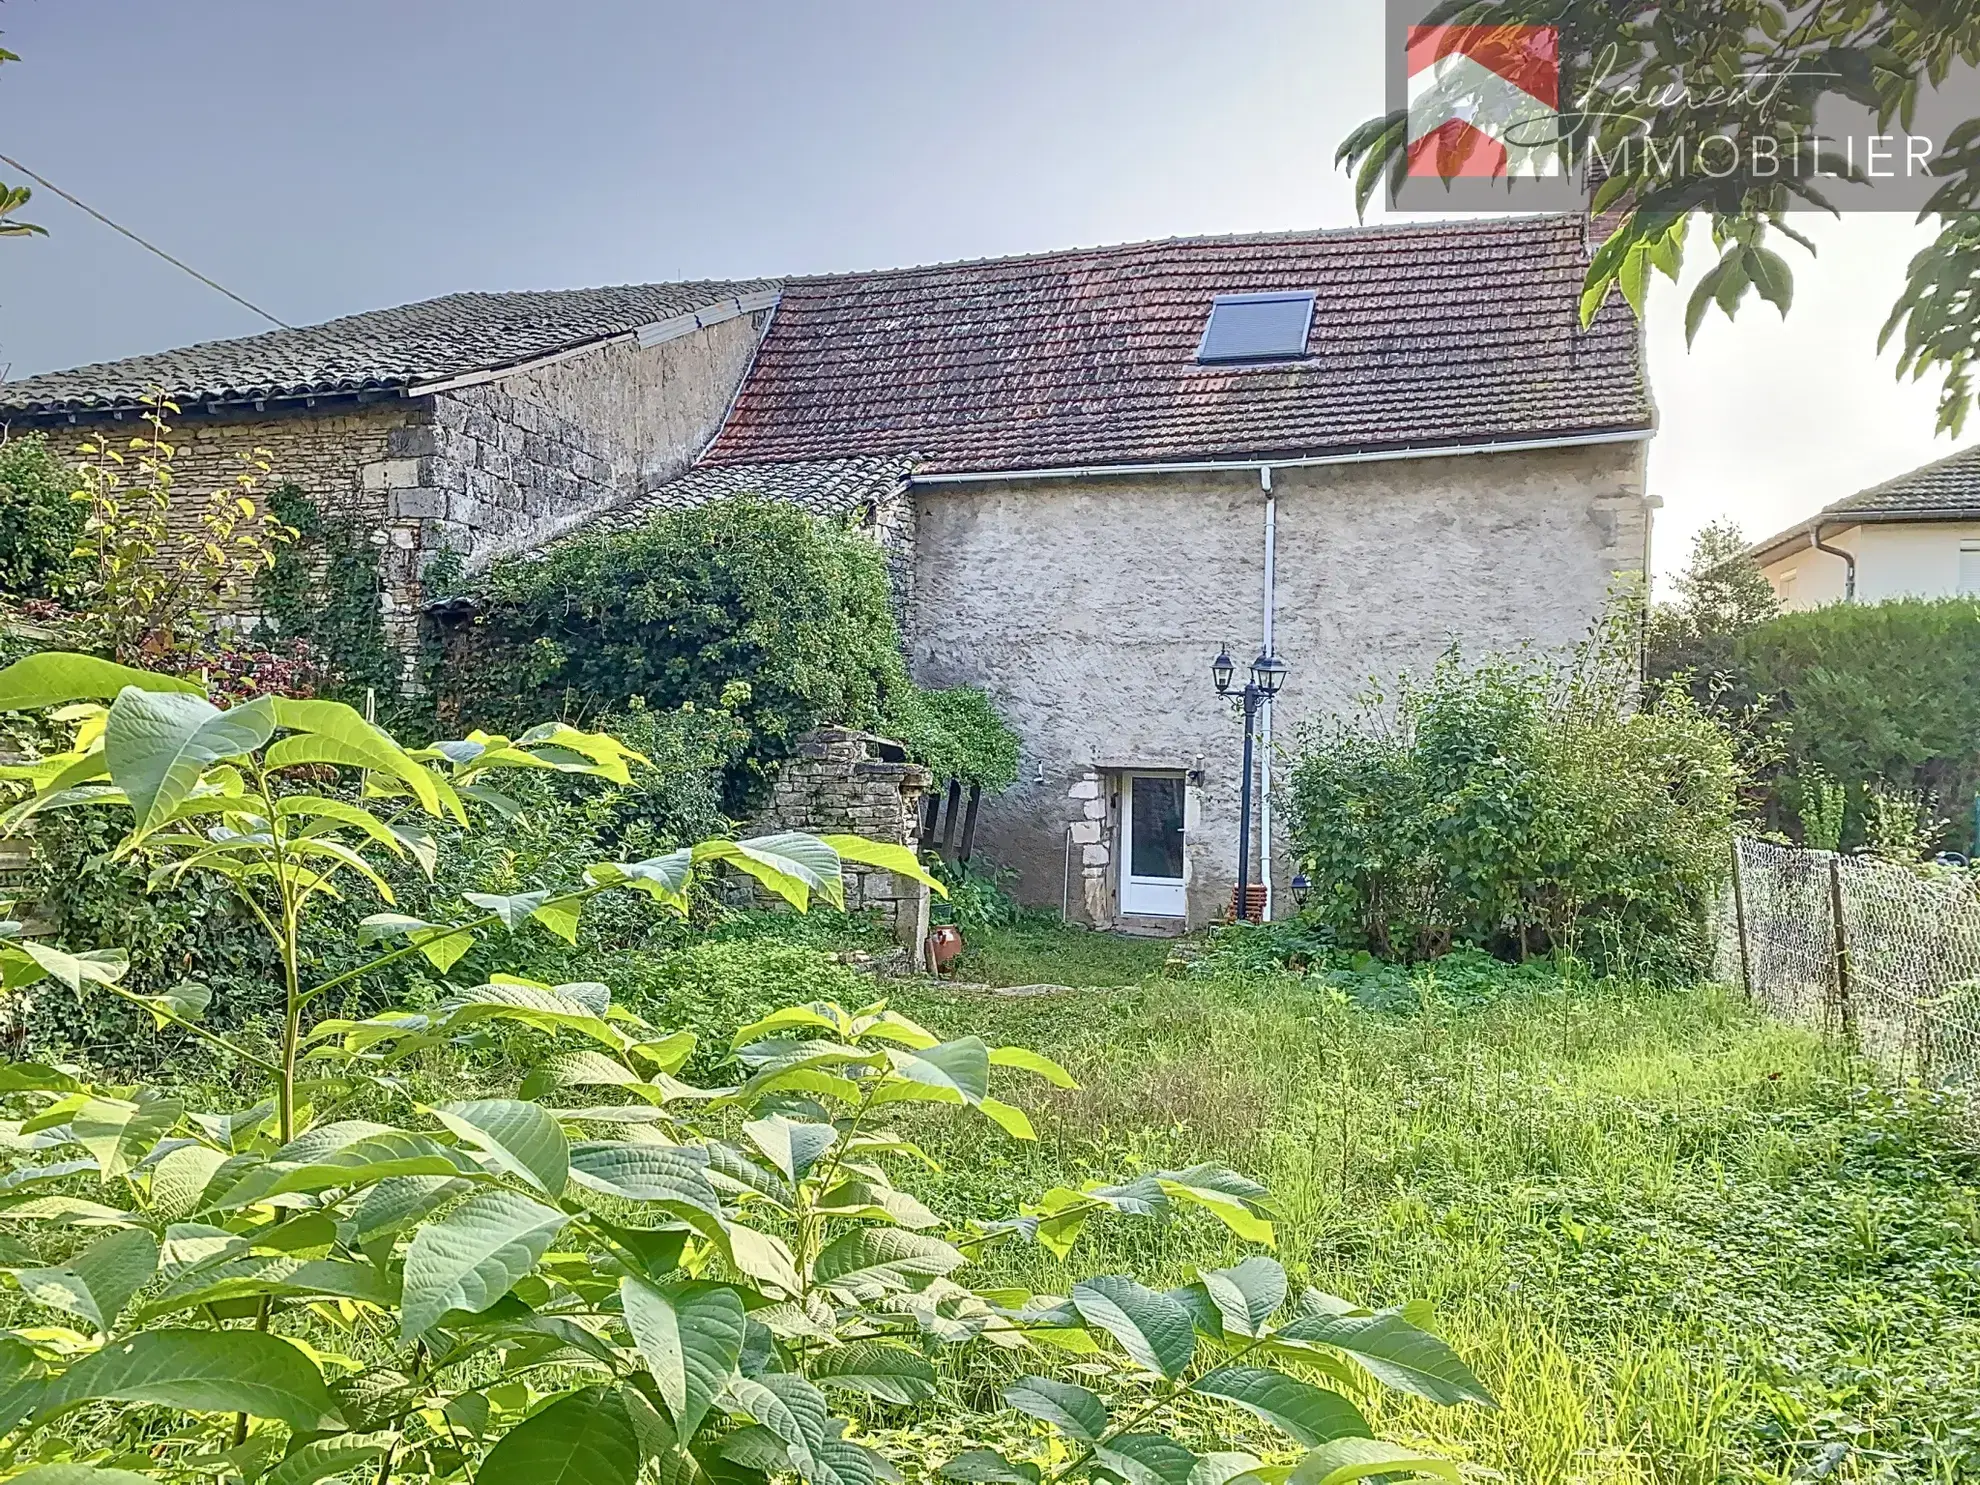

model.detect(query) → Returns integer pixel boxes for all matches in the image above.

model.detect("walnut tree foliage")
[1338,0,1980,432]
[0,653,1489,1485]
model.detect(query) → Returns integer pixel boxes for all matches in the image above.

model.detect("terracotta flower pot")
[926,924,965,975]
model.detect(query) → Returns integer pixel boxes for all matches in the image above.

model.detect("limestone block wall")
[908,440,1654,928]
[757,728,933,964]
[34,309,770,653]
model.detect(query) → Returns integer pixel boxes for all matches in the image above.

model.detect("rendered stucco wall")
[1762,521,1980,608]
[907,440,1652,927]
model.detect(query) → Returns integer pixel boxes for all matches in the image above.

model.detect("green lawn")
[892,926,1980,1485]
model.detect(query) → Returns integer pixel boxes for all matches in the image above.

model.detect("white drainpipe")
[1259,466,1276,920]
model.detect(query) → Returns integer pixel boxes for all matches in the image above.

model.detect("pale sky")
[0,1,1964,584]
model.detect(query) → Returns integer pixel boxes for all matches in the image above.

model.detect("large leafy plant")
[0,653,1491,1484]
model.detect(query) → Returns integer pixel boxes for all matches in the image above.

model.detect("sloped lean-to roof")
[1748,442,1980,565]
[588,455,916,535]
[702,216,1652,476]
[0,281,781,416]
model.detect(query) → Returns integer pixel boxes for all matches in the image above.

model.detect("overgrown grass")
[948,922,1173,988]
[893,927,1980,1485]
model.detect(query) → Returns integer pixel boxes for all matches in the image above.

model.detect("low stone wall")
[757,728,932,968]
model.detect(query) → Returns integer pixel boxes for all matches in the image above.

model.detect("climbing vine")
[253,483,399,702]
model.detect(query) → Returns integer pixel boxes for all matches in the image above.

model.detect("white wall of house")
[1761,521,1980,609]
[907,440,1652,929]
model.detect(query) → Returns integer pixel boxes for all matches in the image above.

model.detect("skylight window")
[1196,292,1315,364]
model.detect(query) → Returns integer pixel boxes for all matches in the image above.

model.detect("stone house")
[1748,444,1980,608]
[2,217,1654,929]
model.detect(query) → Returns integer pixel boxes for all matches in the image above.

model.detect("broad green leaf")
[1195,1366,1370,1447]
[270,697,462,822]
[1202,1256,1287,1338]
[0,1196,146,1226]
[1071,1276,1196,1378]
[135,980,210,1029]
[400,1189,568,1339]
[1276,1312,1494,1408]
[72,1093,180,1180]
[742,1115,837,1180]
[351,1174,475,1250]
[941,1450,1041,1485]
[1003,1376,1106,1440]
[0,652,202,710]
[477,1385,642,1485]
[276,796,406,856]
[811,1227,966,1300]
[532,895,583,944]
[814,1179,939,1230]
[723,1225,803,1297]
[815,834,947,895]
[19,942,130,994]
[978,1098,1035,1140]
[1156,1166,1275,1245]
[263,1429,397,1485]
[694,832,843,911]
[1094,1434,1199,1485]
[567,1142,720,1220]
[887,1037,989,1103]
[105,689,275,837]
[731,1005,840,1047]
[12,1466,157,1485]
[440,983,625,1050]
[987,1046,1075,1087]
[727,1372,827,1480]
[436,1099,569,1194]
[37,1328,342,1430]
[16,1227,158,1331]
[1285,1439,1458,1485]
[585,849,693,904]
[620,1276,746,1439]
[211,1131,478,1208]
[812,1342,937,1405]
[1189,1454,1268,1485]
[631,1030,697,1075]
[464,889,552,931]
[147,1141,231,1218]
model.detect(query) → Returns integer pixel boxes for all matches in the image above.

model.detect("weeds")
[894,926,1980,1484]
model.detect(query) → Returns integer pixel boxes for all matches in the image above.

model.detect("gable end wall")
[906,440,1652,926]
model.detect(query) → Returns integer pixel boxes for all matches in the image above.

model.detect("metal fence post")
[1729,837,1753,1000]
[1828,854,1856,1041]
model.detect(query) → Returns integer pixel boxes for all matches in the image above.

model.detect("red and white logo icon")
[1406,25,1562,180]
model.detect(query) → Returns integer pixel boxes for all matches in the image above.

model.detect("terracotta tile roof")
[1748,441,1980,560]
[586,455,914,534]
[0,281,780,416]
[703,217,1649,474]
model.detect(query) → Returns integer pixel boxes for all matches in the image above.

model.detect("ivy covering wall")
[253,485,399,704]
[429,496,1018,811]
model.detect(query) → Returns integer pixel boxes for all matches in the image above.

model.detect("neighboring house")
[1748,444,1980,609]
[1,217,1654,929]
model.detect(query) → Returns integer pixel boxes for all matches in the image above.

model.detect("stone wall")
[756,728,933,965]
[413,310,771,570]
[36,310,770,653]
[907,440,1654,928]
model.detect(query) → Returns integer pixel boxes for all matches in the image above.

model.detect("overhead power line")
[0,150,292,330]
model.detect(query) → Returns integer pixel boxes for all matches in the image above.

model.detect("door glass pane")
[1130,776,1185,880]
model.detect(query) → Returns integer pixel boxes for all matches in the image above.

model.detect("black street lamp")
[1211,642,1288,922]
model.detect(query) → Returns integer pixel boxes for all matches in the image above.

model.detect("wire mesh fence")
[1714,838,1980,1106]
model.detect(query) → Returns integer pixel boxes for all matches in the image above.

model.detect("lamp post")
[1211,642,1288,922]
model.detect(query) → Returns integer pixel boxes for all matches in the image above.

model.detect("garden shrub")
[252,483,400,706]
[432,497,1020,809]
[1287,613,1739,977]
[0,432,80,600]
[1734,598,1980,851]
[609,938,877,1073]
[1648,525,1980,853]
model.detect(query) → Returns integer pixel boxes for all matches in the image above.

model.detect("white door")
[1120,773,1187,918]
